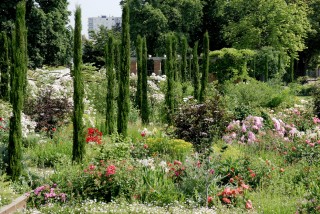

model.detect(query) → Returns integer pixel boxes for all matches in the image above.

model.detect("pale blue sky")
[68,0,122,38]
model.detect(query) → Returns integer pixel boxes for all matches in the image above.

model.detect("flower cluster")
[216,180,251,209]
[167,160,186,182]
[86,127,103,144]
[271,117,300,140]
[223,116,264,144]
[28,184,66,208]
[84,161,117,178]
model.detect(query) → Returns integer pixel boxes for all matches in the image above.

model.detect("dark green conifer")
[181,36,187,82]
[141,37,149,124]
[193,41,200,101]
[165,34,174,125]
[117,3,130,136]
[200,32,209,103]
[8,0,27,181]
[106,34,115,135]
[72,6,85,163]
[135,35,142,109]
[0,32,10,101]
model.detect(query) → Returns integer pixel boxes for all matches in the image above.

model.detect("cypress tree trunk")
[200,32,209,103]
[181,36,187,83]
[0,32,10,101]
[72,6,85,163]
[165,34,174,125]
[117,3,130,136]
[193,42,200,101]
[106,34,115,135]
[8,0,27,181]
[141,37,149,124]
[135,35,142,109]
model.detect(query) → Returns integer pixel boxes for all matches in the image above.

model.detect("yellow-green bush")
[145,137,193,160]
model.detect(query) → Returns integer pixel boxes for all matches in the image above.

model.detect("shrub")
[144,137,193,160]
[24,87,72,138]
[28,183,67,208]
[173,94,228,152]
[222,79,290,119]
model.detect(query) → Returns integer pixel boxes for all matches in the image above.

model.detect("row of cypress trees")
[165,32,210,124]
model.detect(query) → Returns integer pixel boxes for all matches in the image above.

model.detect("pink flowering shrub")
[28,184,67,208]
[223,116,264,144]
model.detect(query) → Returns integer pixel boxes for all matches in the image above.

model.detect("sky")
[67,0,122,38]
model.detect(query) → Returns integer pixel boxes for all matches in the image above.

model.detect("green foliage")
[0,174,17,207]
[192,41,200,101]
[72,6,85,163]
[83,26,121,69]
[0,31,10,100]
[135,35,142,110]
[141,37,149,124]
[200,32,209,103]
[181,36,188,82]
[144,137,193,160]
[253,47,288,82]
[24,140,72,168]
[165,34,174,124]
[220,0,310,57]
[117,3,130,136]
[222,79,291,119]
[173,94,228,153]
[210,48,255,83]
[8,0,27,181]
[106,34,116,135]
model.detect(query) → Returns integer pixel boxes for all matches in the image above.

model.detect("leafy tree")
[193,42,200,101]
[0,32,10,101]
[296,0,320,75]
[200,32,209,103]
[135,35,143,109]
[117,3,130,136]
[0,0,71,68]
[8,0,27,181]
[72,6,85,163]
[141,37,149,124]
[220,0,310,58]
[106,34,116,135]
[83,26,121,69]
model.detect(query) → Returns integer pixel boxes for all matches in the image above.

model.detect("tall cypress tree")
[200,32,209,103]
[72,6,85,163]
[0,32,10,101]
[117,3,130,136]
[106,34,115,135]
[188,50,192,81]
[193,41,200,101]
[114,41,120,81]
[135,35,142,109]
[165,34,174,125]
[172,36,178,81]
[141,37,149,124]
[181,36,187,83]
[8,0,27,181]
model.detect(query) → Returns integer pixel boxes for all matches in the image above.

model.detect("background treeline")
[1,0,320,77]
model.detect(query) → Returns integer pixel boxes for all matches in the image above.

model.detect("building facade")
[88,16,121,35]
